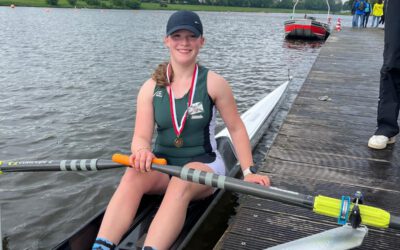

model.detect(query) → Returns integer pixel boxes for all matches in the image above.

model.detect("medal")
[174,137,184,148]
[167,64,198,148]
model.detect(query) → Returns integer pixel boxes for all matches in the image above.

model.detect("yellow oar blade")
[313,195,391,229]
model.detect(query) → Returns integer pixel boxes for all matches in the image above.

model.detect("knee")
[120,169,140,184]
[118,170,146,193]
[164,178,193,202]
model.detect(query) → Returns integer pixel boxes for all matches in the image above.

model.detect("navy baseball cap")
[166,11,203,37]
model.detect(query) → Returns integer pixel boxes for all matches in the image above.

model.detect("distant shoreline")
[1,1,335,14]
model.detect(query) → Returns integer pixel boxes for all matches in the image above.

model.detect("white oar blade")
[265,224,368,250]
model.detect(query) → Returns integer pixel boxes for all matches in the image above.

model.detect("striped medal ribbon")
[167,63,198,148]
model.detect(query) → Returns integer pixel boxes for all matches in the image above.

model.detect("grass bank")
[1,0,329,14]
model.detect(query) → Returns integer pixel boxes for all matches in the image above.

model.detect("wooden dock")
[215,28,400,249]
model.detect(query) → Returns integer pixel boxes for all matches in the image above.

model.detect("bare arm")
[130,79,157,172]
[208,71,270,186]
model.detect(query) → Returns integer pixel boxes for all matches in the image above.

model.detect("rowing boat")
[284,0,331,40]
[52,80,290,250]
[284,18,331,40]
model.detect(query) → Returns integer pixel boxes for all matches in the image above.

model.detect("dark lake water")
[0,6,352,249]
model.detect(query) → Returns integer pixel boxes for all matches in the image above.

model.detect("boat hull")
[53,81,289,250]
[284,19,330,40]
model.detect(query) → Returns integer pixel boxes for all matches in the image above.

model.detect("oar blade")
[265,225,368,250]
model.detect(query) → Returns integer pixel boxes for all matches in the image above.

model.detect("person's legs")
[96,169,170,245]
[376,16,381,27]
[364,14,370,27]
[375,67,400,137]
[143,162,215,250]
[362,15,366,27]
[353,14,358,27]
[356,14,363,28]
[360,15,365,28]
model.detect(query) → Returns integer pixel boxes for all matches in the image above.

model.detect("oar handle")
[112,154,167,166]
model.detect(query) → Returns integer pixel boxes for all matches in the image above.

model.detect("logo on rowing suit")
[188,102,204,119]
[154,90,163,98]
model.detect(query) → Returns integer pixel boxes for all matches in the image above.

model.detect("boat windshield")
[291,0,331,21]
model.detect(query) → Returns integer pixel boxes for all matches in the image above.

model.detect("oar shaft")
[0,159,119,172]
[151,164,315,209]
[110,153,314,208]
[0,157,166,173]
[390,215,400,230]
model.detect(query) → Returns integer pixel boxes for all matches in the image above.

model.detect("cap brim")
[167,25,201,37]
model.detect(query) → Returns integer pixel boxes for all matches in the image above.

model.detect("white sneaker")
[368,135,396,149]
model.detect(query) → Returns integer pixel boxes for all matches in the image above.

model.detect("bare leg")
[144,163,215,250]
[97,168,170,244]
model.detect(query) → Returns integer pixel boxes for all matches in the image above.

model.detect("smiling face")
[164,29,205,66]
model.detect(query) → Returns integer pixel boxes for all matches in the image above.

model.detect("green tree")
[46,0,58,5]
[304,0,326,10]
[67,0,77,5]
[112,0,124,6]
[346,0,356,11]
[85,0,101,5]
[126,0,141,8]
[275,0,293,9]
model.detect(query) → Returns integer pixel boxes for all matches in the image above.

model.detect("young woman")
[93,10,270,250]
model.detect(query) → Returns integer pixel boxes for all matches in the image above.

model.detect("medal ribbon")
[167,63,198,138]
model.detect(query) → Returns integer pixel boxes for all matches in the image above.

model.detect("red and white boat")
[284,0,331,40]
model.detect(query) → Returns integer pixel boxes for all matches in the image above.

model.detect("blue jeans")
[355,14,364,28]
[371,16,380,27]
[352,15,357,27]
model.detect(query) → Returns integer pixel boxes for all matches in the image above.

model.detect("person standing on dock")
[362,0,371,28]
[92,10,270,250]
[371,0,384,28]
[352,0,360,27]
[368,0,400,149]
[354,0,366,28]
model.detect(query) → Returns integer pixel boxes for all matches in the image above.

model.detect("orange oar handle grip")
[112,153,167,166]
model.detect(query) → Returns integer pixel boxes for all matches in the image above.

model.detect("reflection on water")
[283,39,324,50]
[0,7,348,249]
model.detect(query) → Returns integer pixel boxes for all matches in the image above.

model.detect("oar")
[117,153,400,231]
[2,155,400,231]
[0,158,166,173]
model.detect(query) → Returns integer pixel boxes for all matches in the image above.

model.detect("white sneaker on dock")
[368,135,396,149]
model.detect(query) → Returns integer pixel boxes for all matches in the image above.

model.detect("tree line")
[45,0,349,12]
[157,0,344,12]
[46,0,141,9]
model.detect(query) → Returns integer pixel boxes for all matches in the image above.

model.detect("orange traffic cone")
[335,18,342,31]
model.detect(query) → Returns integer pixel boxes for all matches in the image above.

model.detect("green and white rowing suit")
[152,65,225,175]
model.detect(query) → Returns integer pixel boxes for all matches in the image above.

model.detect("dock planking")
[216,27,400,249]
